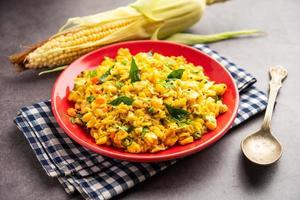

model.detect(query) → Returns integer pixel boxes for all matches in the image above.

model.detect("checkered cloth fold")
[14,45,268,200]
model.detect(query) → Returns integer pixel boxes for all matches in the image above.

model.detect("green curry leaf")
[129,57,141,83]
[109,96,134,106]
[167,69,185,79]
[165,104,190,120]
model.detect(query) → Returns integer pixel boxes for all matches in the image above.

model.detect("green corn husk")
[166,29,264,44]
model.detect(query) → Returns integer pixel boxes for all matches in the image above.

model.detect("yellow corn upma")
[67,48,228,153]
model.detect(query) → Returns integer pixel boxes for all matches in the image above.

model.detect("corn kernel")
[68,91,80,101]
[86,116,97,128]
[165,135,178,146]
[151,127,166,140]
[144,132,158,146]
[205,90,217,97]
[96,136,108,145]
[82,112,93,122]
[179,136,194,145]
[178,132,190,140]
[127,142,142,153]
[150,145,166,153]
[205,120,217,130]
[211,84,227,95]
[155,84,165,93]
[219,104,228,113]
[94,109,103,117]
[67,108,76,117]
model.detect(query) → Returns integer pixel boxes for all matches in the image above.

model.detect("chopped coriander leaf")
[86,96,95,103]
[142,127,149,133]
[88,70,98,77]
[115,81,124,88]
[148,107,155,113]
[142,127,149,137]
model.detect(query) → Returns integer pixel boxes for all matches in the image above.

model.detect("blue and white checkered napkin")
[14,45,268,200]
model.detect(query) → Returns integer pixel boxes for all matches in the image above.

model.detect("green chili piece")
[121,137,133,147]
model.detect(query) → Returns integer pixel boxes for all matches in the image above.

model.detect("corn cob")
[24,19,136,68]
[10,0,260,72]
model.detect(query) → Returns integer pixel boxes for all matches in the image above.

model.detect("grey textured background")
[1,0,300,199]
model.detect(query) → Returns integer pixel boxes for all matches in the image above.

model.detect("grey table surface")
[1,0,300,199]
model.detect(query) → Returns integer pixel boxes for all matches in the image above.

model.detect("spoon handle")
[261,66,288,131]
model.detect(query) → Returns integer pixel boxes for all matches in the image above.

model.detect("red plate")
[52,40,239,162]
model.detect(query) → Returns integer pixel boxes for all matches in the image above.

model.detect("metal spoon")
[241,65,288,165]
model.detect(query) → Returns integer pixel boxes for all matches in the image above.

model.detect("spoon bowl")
[241,129,282,165]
